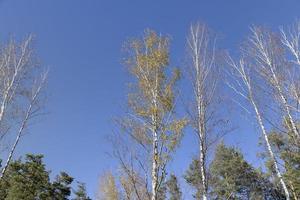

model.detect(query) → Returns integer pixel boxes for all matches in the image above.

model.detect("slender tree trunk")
[190,23,210,200]
[228,29,291,199]
[199,141,207,200]
[0,72,46,179]
[0,93,9,134]
[0,103,31,179]
[151,98,158,200]
[250,94,290,200]
[289,182,298,200]
[0,67,19,128]
[197,96,207,200]
[151,74,159,200]
[270,68,299,138]
[0,37,30,126]
[152,129,158,200]
[279,89,299,138]
[277,86,299,138]
[0,91,9,124]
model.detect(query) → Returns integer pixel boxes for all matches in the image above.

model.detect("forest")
[0,2,299,200]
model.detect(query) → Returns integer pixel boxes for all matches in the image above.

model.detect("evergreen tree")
[184,159,202,199]
[73,182,91,200]
[185,143,285,199]
[210,143,284,199]
[0,154,51,200]
[50,172,74,200]
[0,154,76,200]
[157,181,167,200]
[265,122,300,199]
[167,174,182,200]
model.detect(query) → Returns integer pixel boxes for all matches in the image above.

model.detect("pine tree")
[0,154,51,200]
[210,143,284,199]
[157,181,167,200]
[265,121,300,199]
[184,159,202,199]
[0,154,75,200]
[51,172,74,200]
[73,182,91,200]
[167,174,182,200]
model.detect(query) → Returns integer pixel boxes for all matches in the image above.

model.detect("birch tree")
[121,29,186,200]
[111,129,151,200]
[248,26,299,140]
[227,56,291,199]
[98,171,119,200]
[280,21,300,118]
[266,123,300,199]
[119,171,150,200]
[0,35,47,179]
[280,20,300,68]
[186,22,224,200]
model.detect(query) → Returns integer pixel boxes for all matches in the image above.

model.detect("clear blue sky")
[0,0,299,198]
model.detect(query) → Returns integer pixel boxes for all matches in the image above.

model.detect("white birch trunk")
[0,103,31,179]
[197,76,208,200]
[0,37,30,134]
[191,23,210,200]
[228,57,291,200]
[229,58,290,200]
[151,69,159,200]
[151,129,158,200]
[269,67,299,138]
[0,72,46,179]
[250,95,290,200]
[199,140,207,200]
[251,27,299,139]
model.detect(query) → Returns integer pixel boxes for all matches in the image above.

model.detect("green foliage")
[184,159,202,199]
[157,181,167,200]
[258,120,300,199]
[210,143,259,199]
[166,174,182,200]
[185,143,285,199]
[210,143,284,199]
[0,154,51,200]
[146,174,182,200]
[0,154,82,200]
[122,29,187,197]
[267,126,300,199]
[73,182,91,200]
[125,29,187,151]
[50,172,74,200]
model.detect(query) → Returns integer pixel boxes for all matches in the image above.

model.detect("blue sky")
[0,0,299,198]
